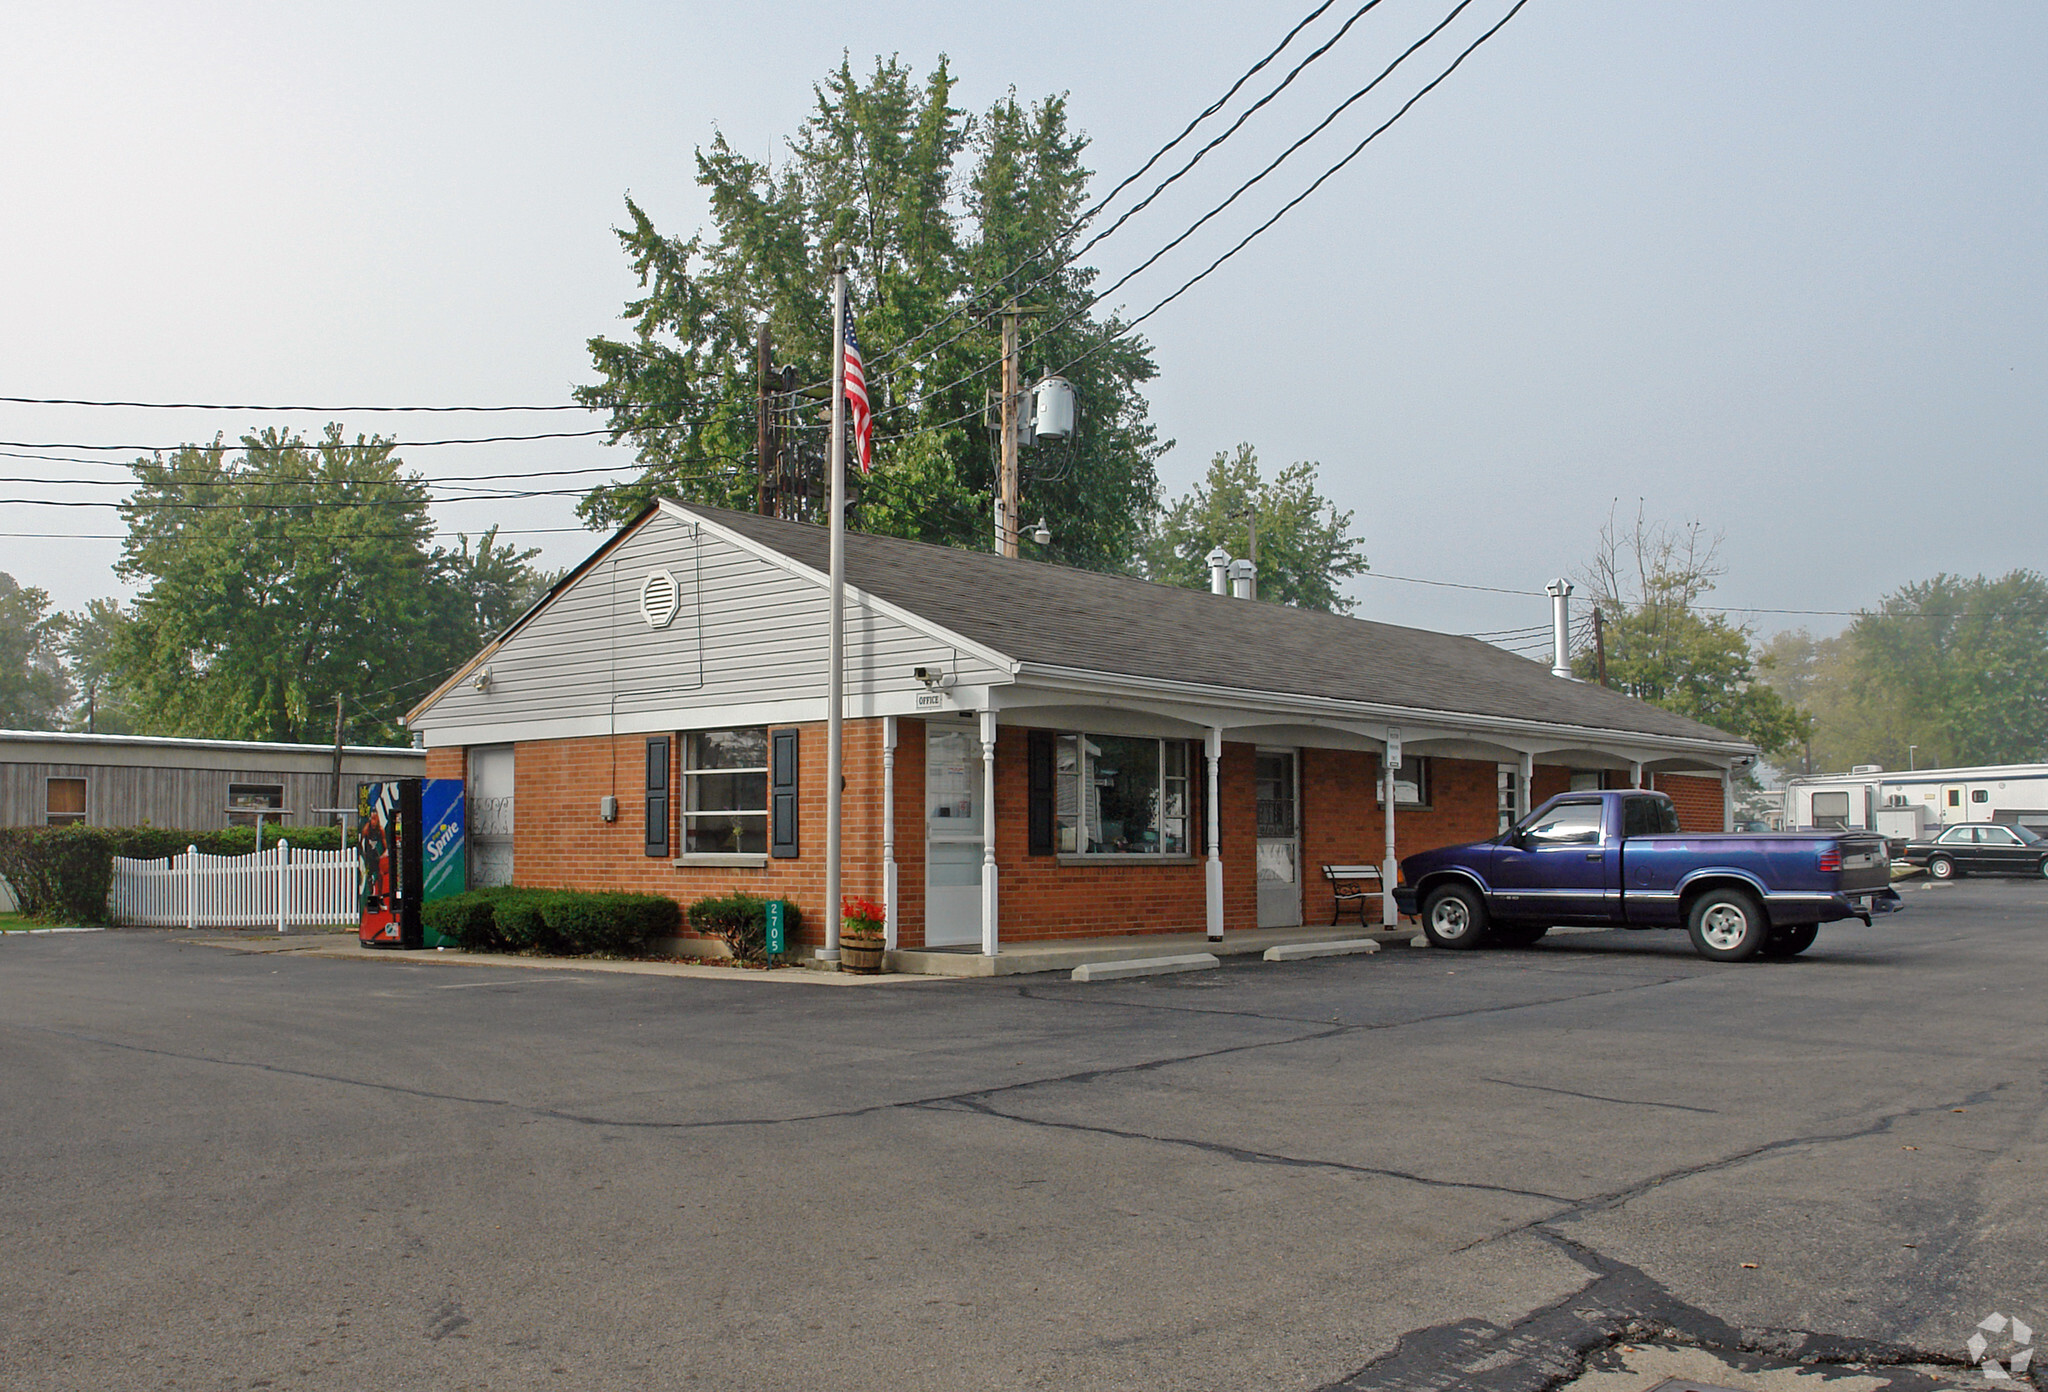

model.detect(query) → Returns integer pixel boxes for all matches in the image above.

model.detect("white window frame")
[680,727,769,858]
[1375,755,1434,809]
[1054,733,1191,860]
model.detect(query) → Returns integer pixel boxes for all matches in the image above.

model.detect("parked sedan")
[1900,822,2048,880]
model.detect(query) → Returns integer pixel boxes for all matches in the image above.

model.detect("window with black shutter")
[644,736,670,857]
[1028,730,1055,855]
[770,728,800,858]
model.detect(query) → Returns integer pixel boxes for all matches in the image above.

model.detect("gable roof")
[685,503,1748,749]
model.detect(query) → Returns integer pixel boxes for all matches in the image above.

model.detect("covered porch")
[869,673,1749,962]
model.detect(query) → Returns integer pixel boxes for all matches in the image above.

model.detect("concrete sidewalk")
[185,922,1427,981]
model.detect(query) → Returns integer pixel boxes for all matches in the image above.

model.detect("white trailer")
[1785,763,2048,843]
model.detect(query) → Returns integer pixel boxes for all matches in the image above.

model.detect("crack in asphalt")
[1480,1077,1719,1115]
[919,1094,1573,1202]
[1324,1226,1982,1391]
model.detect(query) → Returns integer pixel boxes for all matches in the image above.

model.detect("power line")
[0,395,595,413]
[859,0,1386,396]
[858,0,1351,381]
[1049,0,1531,383]
[873,0,1527,435]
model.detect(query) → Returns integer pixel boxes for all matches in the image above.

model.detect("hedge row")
[421,886,682,957]
[0,823,350,924]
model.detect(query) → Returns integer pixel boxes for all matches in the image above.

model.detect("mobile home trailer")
[1785,763,2048,844]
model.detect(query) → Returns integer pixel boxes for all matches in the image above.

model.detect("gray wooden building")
[0,729,423,832]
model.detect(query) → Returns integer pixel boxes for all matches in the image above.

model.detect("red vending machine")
[358,778,424,948]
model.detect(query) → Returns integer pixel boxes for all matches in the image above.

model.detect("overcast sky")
[3,1,2041,656]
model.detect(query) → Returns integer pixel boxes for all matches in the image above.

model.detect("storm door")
[923,726,985,948]
[1255,749,1302,928]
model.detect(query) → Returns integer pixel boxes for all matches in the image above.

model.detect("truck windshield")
[1623,796,1681,837]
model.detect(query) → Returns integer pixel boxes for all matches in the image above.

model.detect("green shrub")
[490,891,568,953]
[686,893,799,963]
[539,892,681,956]
[421,889,510,951]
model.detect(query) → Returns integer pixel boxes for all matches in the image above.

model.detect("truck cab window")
[1623,796,1680,837]
[1523,801,1603,847]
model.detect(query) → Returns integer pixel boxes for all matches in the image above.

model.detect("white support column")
[1381,751,1399,927]
[979,709,999,958]
[1517,752,1534,820]
[1205,727,1224,941]
[1722,768,1735,833]
[882,716,898,951]
[1630,760,1644,790]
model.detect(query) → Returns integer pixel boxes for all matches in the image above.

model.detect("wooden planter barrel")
[840,927,885,974]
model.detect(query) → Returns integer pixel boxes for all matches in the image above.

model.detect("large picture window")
[1054,734,1189,856]
[1375,756,1433,809]
[682,728,768,855]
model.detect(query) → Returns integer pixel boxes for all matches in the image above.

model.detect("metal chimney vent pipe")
[1207,547,1231,596]
[1230,559,1256,600]
[1545,578,1574,679]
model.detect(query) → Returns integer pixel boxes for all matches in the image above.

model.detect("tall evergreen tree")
[575,56,1163,572]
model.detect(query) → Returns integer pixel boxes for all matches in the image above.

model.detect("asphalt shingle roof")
[689,503,1747,748]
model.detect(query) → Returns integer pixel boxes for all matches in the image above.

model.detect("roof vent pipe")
[1207,547,1231,596]
[1545,578,1574,679]
[1230,558,1256,600]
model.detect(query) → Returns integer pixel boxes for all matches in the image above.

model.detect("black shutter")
[1028,730,1055,856]
[1192,740,1211,856]
[771,728,800,859]
[644,737,670,858]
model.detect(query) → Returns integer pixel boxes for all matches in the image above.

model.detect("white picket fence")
[109,843,359,931]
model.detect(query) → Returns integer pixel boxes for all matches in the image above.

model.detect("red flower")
[841,895,886,928]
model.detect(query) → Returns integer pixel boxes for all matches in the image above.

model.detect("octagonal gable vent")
[640,569,680,629]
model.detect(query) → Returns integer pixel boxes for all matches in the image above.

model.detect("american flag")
[842,300,873,473]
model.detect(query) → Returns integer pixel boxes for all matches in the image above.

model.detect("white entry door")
[1256,749,1302,928]
[924,727,985,947]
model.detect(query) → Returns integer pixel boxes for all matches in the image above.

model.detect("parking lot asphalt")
[2,880,2043,1392]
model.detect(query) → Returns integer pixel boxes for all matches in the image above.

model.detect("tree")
[575,56,1164,572]
[60,597,138,735]
[1142,444,1368,612]
[113,427,543,745]
[1572,506,1810,759]
[0,573,72,730]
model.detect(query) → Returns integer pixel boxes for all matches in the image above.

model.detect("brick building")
[407,502,1756,962]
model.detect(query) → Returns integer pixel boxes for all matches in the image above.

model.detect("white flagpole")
[821,247,848,961]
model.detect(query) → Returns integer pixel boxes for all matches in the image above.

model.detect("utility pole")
[996,304,1020,558]
[328,695,345,827]
[1593,606,1608,687]
[756,322,773,516]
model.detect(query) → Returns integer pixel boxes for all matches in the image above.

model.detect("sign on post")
[764,900,786,956]
[1385,727,1403,770]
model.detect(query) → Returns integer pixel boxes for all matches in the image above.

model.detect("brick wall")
[1653,772,1726,832]
[430,720,1713,950]
[1299,752,1502,925]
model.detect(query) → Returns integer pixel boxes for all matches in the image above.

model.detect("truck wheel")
[1491,922,1550,948]
[1686,888,1769,962]
[1759,922,1819,958]
[1421,884,1489,950]
[1928,855,1956,880]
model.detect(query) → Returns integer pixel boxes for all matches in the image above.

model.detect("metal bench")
[1320,863,1384,926]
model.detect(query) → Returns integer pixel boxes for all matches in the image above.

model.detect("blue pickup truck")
[1393,789,1900,961]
